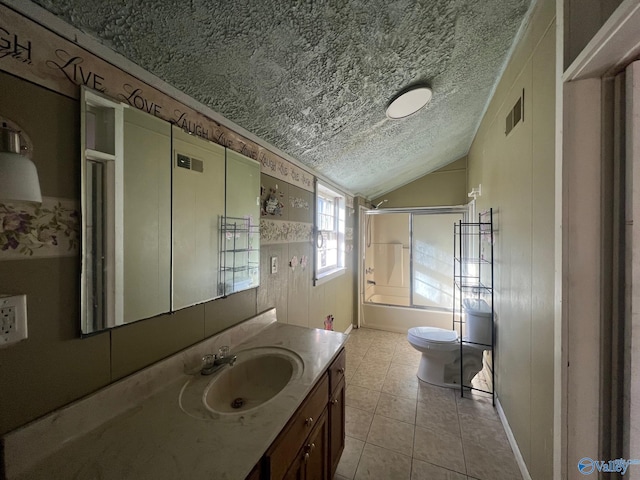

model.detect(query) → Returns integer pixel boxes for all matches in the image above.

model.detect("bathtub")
[361,300,456,334]
[367,294,410,307]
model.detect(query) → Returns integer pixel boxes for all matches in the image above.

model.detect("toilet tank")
[462,298,493,345]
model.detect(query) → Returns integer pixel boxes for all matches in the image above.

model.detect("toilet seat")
[407,327,458,350]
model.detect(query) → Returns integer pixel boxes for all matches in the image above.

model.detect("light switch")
[270,256,278,274]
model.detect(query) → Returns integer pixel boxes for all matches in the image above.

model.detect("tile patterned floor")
[335,327,522,480]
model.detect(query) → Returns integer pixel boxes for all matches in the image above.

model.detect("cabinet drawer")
[265,373,329,480]
[283,409,329,480]
[329,348,346,394]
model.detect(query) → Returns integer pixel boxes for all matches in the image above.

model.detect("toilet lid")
[408,326,458,344]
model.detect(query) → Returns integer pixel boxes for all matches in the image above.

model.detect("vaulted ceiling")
[34,0,532,198]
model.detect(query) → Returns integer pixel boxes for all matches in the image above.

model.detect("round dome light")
[385,86,433,119]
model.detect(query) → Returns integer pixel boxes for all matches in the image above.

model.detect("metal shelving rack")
[219,216,260,296]
[452,208,494,403]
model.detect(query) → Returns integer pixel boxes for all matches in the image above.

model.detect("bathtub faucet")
[367,280,376,285]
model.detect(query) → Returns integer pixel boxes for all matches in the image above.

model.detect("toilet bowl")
[407,326,485,388]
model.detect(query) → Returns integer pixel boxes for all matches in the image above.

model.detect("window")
[315,182,345,285]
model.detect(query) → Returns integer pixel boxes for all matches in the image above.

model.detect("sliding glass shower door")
[411,212,464,309]
[363,207,466,311]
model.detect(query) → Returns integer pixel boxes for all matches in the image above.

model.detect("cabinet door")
[287,409,328,480]
[265,375,329,480]
[283,456,304,480]
[329,349,346,394]
[245,462,262,480]
[329,378,346,478]
[304,409,329,480]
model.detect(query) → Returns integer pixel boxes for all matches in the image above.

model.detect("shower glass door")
[411,212,464,309]
[363,207,466,311]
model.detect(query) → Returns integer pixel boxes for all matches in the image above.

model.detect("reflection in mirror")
[221,150,261,295]
[81,88,124,333]
[81,89,173,334]
[172,125,225,310]
[122,108,171,322]
[80,87,262,335]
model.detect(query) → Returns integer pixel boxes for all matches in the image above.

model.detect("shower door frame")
[362,205,470,313]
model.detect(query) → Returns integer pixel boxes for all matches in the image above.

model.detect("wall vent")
[176,153,204,173]
[505,89,524,136]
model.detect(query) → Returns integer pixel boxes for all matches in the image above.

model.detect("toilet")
[407,300,492,388]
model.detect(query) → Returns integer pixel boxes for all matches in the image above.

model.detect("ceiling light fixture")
[0,121,42,203]
[385,85,433,119]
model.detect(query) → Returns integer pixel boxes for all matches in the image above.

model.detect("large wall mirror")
[80,87,260,334]
[222,150,261,295]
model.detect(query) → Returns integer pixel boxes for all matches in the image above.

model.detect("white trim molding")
[496,396,533,480]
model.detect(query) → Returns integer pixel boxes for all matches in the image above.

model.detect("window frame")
[314,181,346,285]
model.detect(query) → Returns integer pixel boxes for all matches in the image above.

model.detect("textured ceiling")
[34,0,531,198]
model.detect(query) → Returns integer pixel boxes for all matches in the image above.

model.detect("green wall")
[466,1,556,478]
[371,157,467,208]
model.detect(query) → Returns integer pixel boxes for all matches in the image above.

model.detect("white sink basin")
[179,346,303,418]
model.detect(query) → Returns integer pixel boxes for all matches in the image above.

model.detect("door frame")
[556,1,640,478]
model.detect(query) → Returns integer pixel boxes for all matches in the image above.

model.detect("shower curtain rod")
[364,205,468,215]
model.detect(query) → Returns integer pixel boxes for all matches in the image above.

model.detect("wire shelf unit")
[452,208,494,403]
[220,216,260,296]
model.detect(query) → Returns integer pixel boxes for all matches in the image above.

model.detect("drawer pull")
[337,367,345,375]
[304,417,314,427]
[303,443,315,463]
[331,398,339,405]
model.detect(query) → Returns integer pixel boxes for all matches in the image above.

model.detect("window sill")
[314,267,346,286]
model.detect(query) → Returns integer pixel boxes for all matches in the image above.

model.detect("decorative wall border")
[0,3,314,192]
[0,197,79,260]
[260,220,313,245]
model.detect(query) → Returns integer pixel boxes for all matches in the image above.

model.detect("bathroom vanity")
[261,347,346,480]
[0,309,347,480]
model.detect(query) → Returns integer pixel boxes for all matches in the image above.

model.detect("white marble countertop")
[5,320,347,480]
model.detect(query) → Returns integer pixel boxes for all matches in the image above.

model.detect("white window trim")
[314,181,346,286]
[315,266,346,286]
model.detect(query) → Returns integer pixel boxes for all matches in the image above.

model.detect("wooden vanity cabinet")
[328,348,346,393]
[256,347,346,480]
[328,350,346,478]
[328,378,345,478]
[283,409,329,480]
[263,374,329,480]
[246,463,261,480]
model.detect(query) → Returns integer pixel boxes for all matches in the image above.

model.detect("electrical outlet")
[1,306,15,333]
[270,256,278,274]
[0,294,28,348]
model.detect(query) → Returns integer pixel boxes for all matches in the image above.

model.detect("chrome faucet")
[201,347,237,375]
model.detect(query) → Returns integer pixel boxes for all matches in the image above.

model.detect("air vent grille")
[176,153,204,173]
[505,89,524,136]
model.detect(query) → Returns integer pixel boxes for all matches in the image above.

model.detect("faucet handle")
[202,353,216,369]
[218,346,230,358]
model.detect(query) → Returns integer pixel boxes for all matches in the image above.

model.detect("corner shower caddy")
[452,208,494,403]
